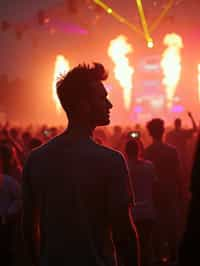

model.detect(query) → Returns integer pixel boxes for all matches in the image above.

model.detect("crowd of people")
[0,62,199,266]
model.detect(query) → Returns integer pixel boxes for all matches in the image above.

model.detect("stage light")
[135,0,153,45]
[107,8,112,14]
[147,39,154,48]
[171,105,184,113]
[93,0,143,36]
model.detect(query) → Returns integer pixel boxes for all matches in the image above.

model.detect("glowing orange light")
[108,35,134,110]
[52,55,70,112]
[147,39,154,48]
[161,33,183,107]
[198,64,200,102]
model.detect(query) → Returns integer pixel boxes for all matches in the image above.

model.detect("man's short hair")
[146,118,165,139]
[56,63,108,114]
[125,139,140,157]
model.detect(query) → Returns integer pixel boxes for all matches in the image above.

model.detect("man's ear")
[77,99,91,115]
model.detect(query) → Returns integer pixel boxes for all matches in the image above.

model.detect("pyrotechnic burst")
[108,35,134,110]
[52,55,70,112]
[161,33,183,107]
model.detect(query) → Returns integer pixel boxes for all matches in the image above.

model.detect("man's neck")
[66,121,94,138]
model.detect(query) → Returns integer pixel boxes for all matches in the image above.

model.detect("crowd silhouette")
[0,63,199,266]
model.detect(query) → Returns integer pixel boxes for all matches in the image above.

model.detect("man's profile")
[22,63,139,266]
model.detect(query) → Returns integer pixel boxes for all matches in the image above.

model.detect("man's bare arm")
[188,112,197,132]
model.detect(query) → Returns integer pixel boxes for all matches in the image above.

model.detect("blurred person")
[166,112,197,152]
[9,145,23,182]
[0,145,22,183]
[145,118,183,264]
[22,63,140,266]
[49,127,59,138]
[133,124,149,148]
[0,128,23,181]
[0,144,21,266]
[28,138,42,151]
[110,125,124,152]
[178,133,200,266]
[166,112,197,197]
[126,131,144,159]
[21,131,32,157]
[10,127,20,141]
[125,138,157,266]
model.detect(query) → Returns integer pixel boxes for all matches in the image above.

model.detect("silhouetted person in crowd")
[178,132,200,266]
[0,130,23,183]
[28,138,42,151]
[22,63,140,266]
[144,118,182,264]
[0,144,21,266]
[125,138,157,266]
[111,125,123,151]
[21,131,32,159]
[166,113,197,156]
[0,128,24,175]
[166,112,197,197]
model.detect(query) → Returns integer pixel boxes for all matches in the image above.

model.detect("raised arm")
[188,112,197,132]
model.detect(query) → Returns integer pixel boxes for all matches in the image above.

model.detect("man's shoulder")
[93,142,125,161]
[163,142,177,152]
[28,134,64,160]
[28,136,125,164]
[165,129,174,138]
[145,142,177,154]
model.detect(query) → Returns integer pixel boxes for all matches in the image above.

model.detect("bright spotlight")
[147,40,154,48]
